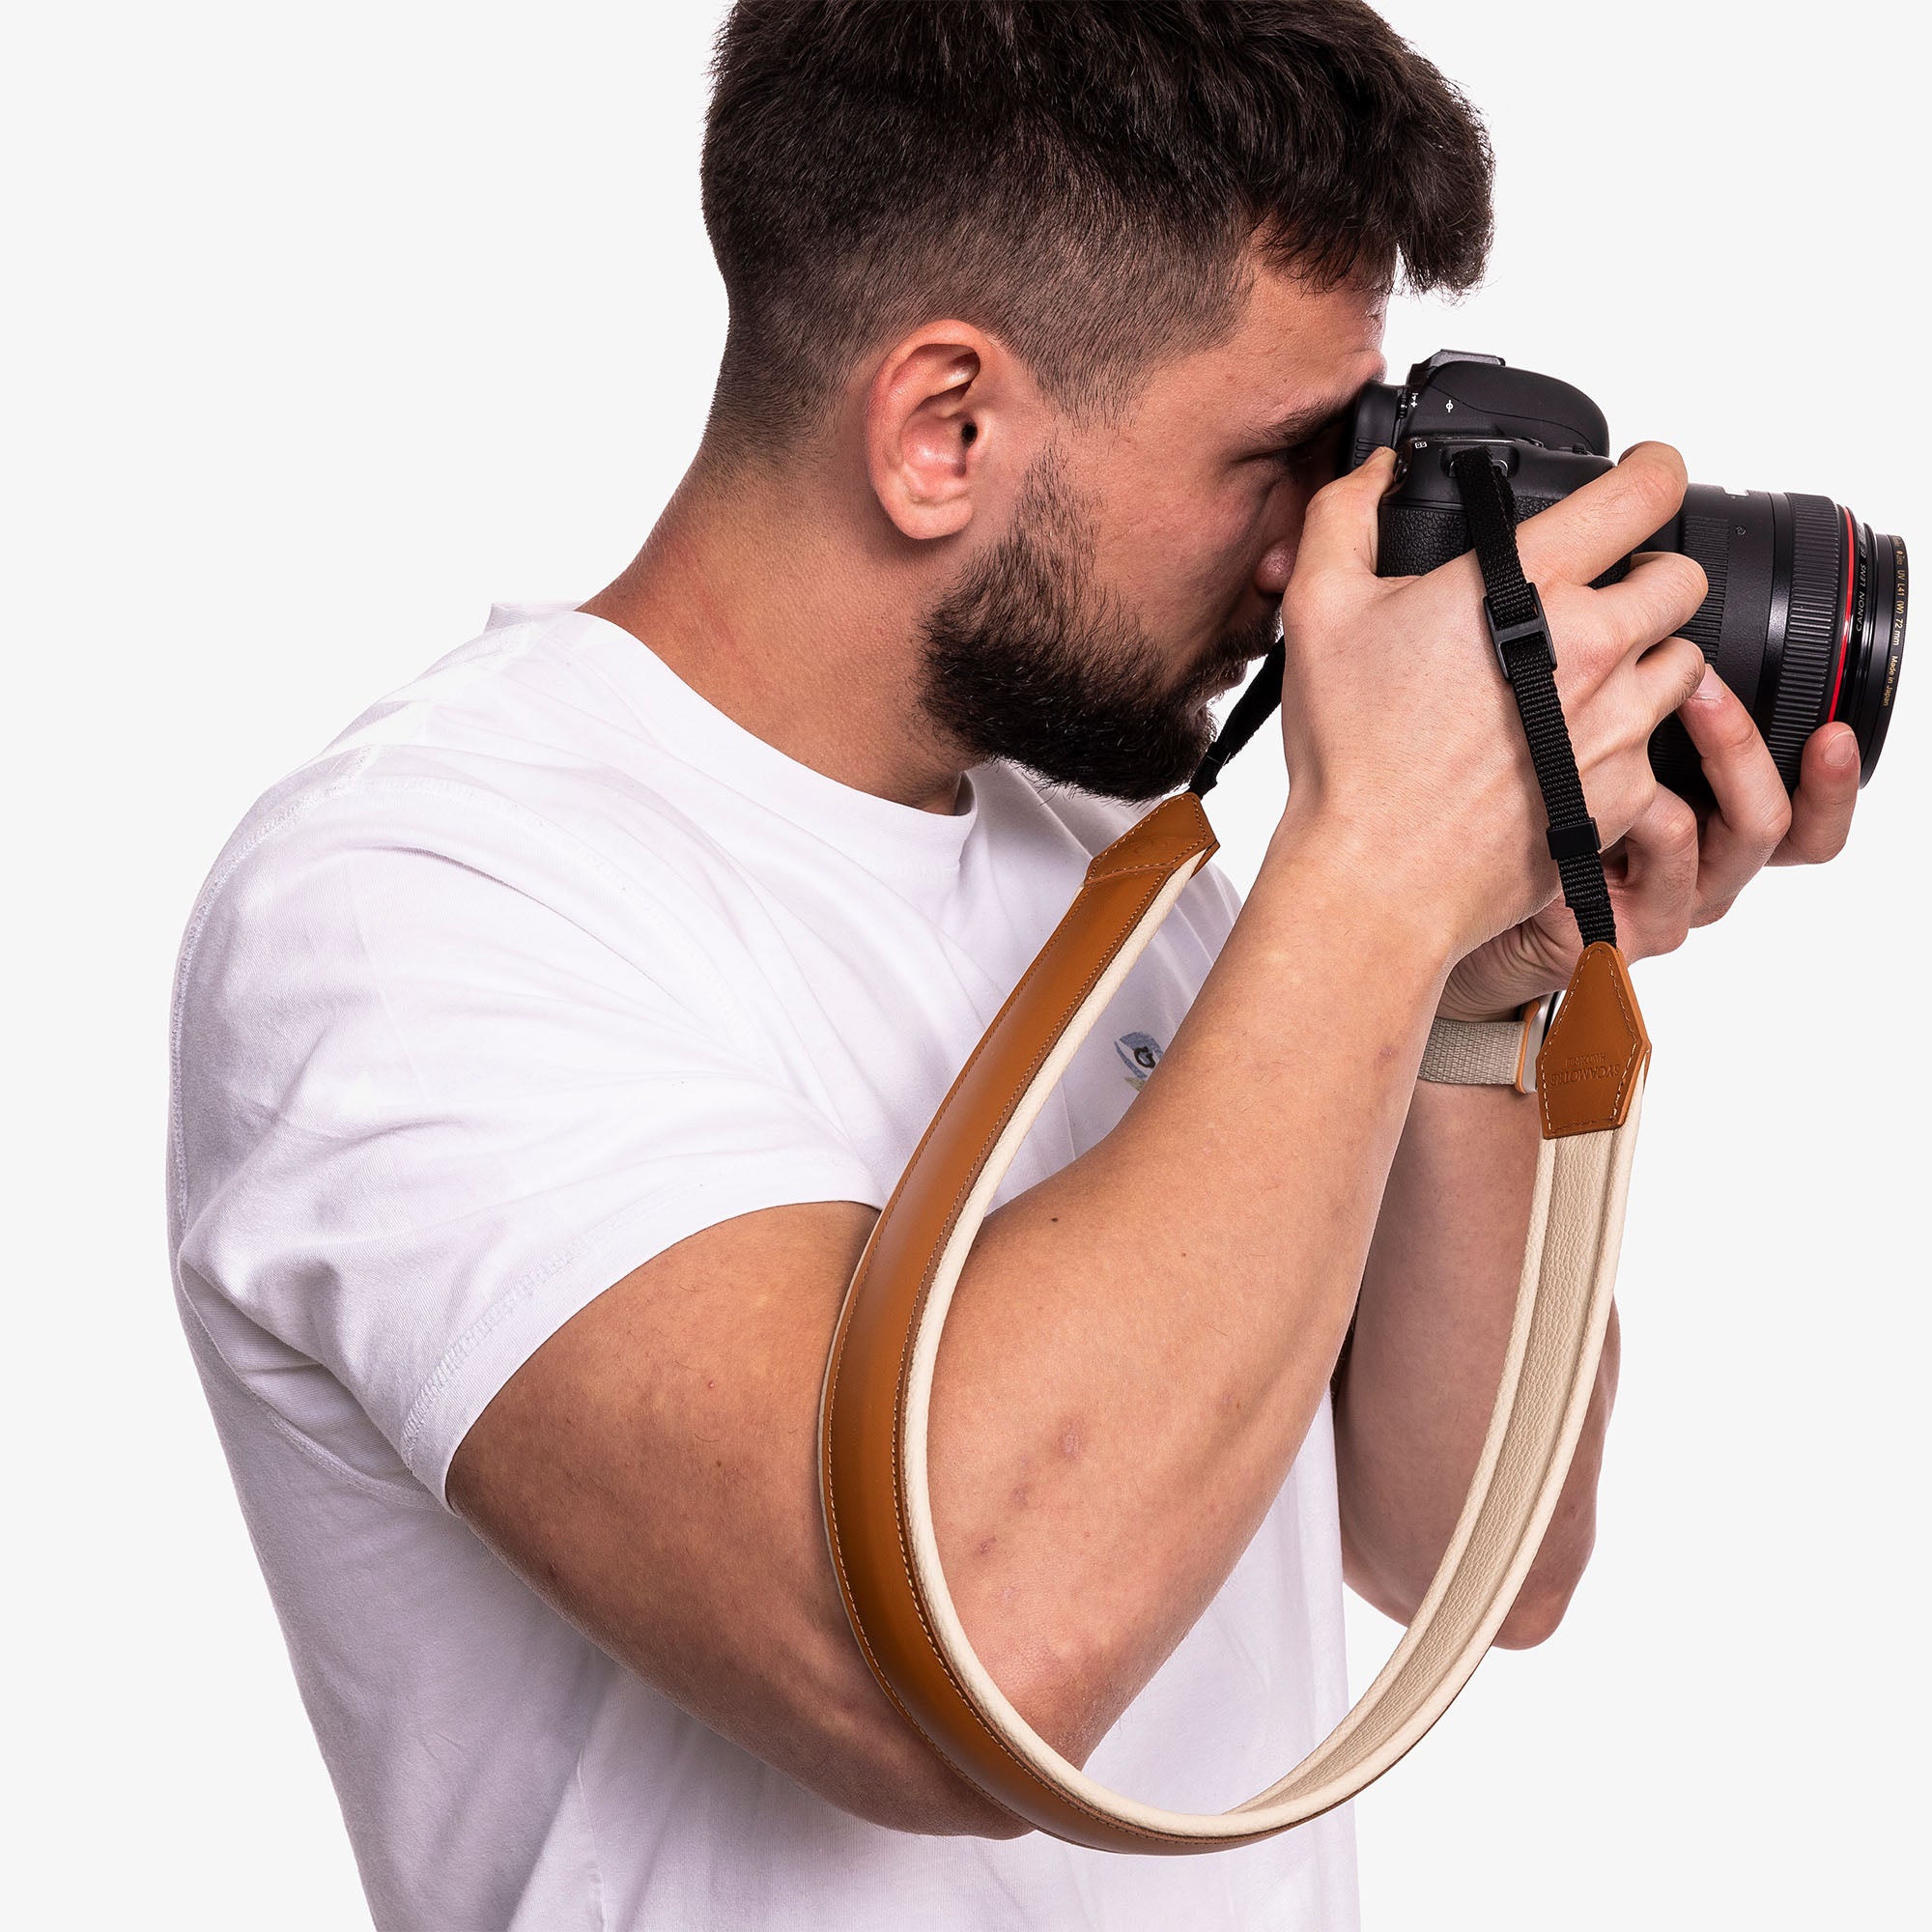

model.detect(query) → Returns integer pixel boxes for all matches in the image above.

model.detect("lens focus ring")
[1763,493,1844,786]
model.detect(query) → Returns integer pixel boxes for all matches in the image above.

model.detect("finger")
[1582,551,1709,663]
[1671,666,1791,918]
[1513,440,1689,589]
[1612,787,1701,960]
[1770,722,1860,867]
[1293,444,1397,580]
[1626,634,1710,728]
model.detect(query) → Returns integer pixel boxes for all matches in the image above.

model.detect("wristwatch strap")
[1420,996,1553,1093]
[819,790,1650,1853]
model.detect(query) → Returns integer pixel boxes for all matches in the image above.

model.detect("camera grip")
[1376,489,1685,795]
[1377,501,1474,580]
[1376,492,1582,581]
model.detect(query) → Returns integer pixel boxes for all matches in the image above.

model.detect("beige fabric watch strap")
[1420,994,1553,1092]
[819,791,1651,1852]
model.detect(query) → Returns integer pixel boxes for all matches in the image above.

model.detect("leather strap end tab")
[1536,942,1651,1139]
[1085,789,1218,882]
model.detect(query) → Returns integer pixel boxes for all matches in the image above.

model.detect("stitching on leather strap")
[886,864,1223,1846]
[1087,798,1214,883]
[825,853,1222,1846]
[1536,949,1642,1139]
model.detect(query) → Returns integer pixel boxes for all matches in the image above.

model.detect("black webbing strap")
[1187,639,1284,799]
[1445,447,1618,951]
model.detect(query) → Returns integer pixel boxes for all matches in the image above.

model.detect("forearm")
[1333,1076,1620,1646]
[927,809,1456,1763]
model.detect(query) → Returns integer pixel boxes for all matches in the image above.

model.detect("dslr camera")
[1344,351,1908,805]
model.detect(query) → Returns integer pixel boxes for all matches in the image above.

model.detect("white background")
[7,1,1925,1924]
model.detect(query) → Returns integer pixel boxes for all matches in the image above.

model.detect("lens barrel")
[1646,486,1907,803]
[1350,357,1907,801]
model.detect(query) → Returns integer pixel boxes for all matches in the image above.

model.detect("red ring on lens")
[1827,504,1856,720]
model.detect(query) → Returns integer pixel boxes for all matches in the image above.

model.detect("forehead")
[1131,260,1388,438]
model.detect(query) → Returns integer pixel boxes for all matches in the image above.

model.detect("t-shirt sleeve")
[172,778,882,1502]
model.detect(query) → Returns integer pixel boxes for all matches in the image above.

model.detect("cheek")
[1099,486,1279,628]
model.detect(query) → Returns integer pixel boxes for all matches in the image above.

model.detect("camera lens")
[1647,487,1908,804]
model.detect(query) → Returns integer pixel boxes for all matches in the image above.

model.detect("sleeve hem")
[404,1154,885,1506]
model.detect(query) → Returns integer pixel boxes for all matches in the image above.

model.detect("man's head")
[697,1,1492,801]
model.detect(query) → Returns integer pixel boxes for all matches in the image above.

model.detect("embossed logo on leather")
[1544,1054,1620,1089]
[1535,943,1652,1139]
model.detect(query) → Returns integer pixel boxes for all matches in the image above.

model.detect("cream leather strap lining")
[819,791,1651,1853]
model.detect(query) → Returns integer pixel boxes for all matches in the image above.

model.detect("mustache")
[1228,605,1284,662]
[1196,606,1283,685]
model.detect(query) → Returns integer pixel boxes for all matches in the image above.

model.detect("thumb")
[1294,444,1396,581]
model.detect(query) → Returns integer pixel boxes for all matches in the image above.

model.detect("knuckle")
[1656,798,1700,863]
[1666,554,1710,621]
[1554,615,1609,685]
[1750,794,1794,850]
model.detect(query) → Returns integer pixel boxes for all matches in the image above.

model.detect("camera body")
[1343,352,1906,803]
[1347,351,1618,577]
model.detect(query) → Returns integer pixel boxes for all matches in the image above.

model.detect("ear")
[864,326,1007,541]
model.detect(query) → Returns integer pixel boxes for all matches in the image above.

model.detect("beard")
[915,451,1280,804]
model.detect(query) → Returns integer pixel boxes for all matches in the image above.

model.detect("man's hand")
[1439,673,1862,1021]
[1274,441,1715,962]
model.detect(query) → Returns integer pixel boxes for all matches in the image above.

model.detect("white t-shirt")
[167,601,1357,1931]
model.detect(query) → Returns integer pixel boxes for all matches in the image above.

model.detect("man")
[166,4,1859,1927]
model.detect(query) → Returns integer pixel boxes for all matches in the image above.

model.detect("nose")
[1253,475,1312,597]
[1254,535,1298,598]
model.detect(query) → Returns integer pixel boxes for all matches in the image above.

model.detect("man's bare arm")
[1336,1079,1619,1649]
[448,831,1448,1835]
[1335,611,1861,1644]
[448,446,1709,1835]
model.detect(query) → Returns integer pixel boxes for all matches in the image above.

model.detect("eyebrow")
[1253,396,1356,451]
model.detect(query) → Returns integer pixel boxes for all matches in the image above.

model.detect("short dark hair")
[699,0,1492,456]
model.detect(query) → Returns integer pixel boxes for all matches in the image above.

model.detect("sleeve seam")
[400,1153,884,1501]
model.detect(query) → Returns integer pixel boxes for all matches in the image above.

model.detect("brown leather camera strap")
[818,790,1649,1850]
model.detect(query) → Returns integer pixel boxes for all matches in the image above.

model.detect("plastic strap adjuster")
[1546,816,1602,863]
[1484,583,1558,677]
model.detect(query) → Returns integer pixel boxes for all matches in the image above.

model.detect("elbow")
[805,1577,1144,1840]
[1345,1533,1588,1651]
[804,1685,1036,1841]
[838,1645,1117,1841]
[1490,1579,1576,1650]
[834,1766,1033,1841]
[1491,1531,1594,1649]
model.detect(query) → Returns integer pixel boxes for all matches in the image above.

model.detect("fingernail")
[1690,664,1721,704]
[1827,729,1859,773]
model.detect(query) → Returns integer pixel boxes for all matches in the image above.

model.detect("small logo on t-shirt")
[1115,1029,1165,1092]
